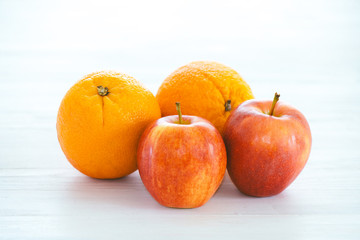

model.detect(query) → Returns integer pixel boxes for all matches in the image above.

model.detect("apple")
[137,102,227,208]
[223,93,312,197]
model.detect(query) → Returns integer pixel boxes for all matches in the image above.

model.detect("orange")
[156,61,254,135]
[57,71,161,179]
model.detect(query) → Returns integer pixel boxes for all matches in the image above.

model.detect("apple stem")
[175,102,183,124]
[269,92,280,116]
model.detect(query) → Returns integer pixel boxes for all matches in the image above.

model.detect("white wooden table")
[1,0,359,239]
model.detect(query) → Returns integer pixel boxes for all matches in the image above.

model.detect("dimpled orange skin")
[156,61,254,135]
[57,71,161,179]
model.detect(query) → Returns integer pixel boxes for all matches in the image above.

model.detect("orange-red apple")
[137,103,227,208]
[223,93,312,197]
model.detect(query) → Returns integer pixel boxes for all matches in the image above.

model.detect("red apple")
[223,93,312,197]
[137,103,227,208]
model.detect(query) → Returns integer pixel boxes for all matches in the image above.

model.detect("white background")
[1,0,359,239]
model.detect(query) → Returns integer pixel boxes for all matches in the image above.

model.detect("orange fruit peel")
[156,61,254,135]
[57,71,161,179]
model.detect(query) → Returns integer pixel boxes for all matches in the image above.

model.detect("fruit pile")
[57,61,312,208]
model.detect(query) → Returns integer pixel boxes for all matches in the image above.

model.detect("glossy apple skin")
[223,99,312,197]
[137,115,227,208]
